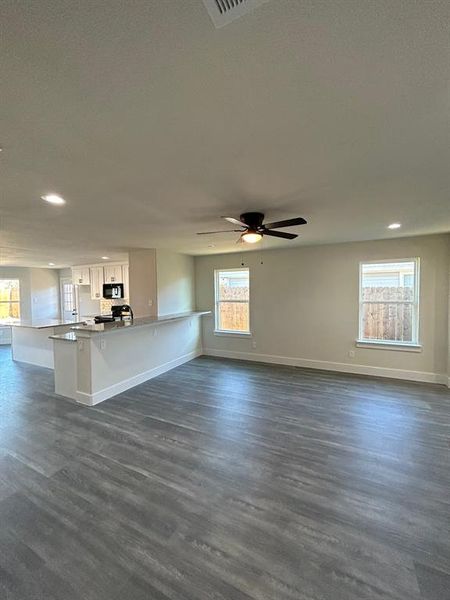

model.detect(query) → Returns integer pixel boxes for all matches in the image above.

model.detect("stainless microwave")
[103,283,124,299]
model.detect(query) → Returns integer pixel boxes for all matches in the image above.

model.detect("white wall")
[156,250,195,316]
[29,268,60,321]
[195,234,450,384]
[0,267,60,343]
[78,286,101,317]
[0,267,59,320]
[448,262,450,386]
[128,249,158,318]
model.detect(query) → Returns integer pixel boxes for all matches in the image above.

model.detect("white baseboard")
[12,355,54,370]
[203,348,448,386]
[76,349,202,406]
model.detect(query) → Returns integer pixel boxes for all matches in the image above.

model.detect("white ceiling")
[1,0,449,267]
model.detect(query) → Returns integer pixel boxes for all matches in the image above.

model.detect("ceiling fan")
[197,212,307,244]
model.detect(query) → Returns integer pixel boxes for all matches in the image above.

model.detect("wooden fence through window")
[361,286,414,342]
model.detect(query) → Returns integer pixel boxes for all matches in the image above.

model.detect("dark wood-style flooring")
[0,345,449,600]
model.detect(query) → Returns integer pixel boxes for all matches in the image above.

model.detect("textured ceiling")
[1,0,449,267]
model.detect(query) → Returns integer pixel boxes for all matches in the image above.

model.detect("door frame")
[60,277,78,320]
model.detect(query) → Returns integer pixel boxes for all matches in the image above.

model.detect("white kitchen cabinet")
[90,266,104,300]
[72,267,90,285]
[104,265,123,284]
[122,264,129,299]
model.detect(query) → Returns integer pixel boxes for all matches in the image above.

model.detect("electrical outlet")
[348,350,355,358]
[100,339,106,350]
[148,299,153,307]
[251,340,257,349]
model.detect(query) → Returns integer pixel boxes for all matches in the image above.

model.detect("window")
[214,268,250,333]
[62,282,74,312]
[359,259,419,345]
[0,279,20,324]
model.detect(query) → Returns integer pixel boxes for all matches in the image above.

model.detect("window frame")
[0,278,21,324]
[214,267,251,336]
[357,258,420,349]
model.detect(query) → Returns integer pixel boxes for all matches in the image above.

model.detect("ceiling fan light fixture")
[241,231,262,244]
[41,193,65,205]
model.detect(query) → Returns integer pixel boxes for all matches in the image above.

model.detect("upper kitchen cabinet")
[90,266,104,300]
[104,265,123,284]
[72,267,90,285]
[122,264,129,299]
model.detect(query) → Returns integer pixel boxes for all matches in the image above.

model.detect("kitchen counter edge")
[50,311,211,342]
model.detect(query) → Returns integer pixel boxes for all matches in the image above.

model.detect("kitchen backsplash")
[100,299,127,314]
[79,286,129,317]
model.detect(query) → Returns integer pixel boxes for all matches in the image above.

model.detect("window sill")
[356,340,422,352]
[214,330,252,338]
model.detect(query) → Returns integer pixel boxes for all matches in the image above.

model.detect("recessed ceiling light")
[388,223,401,230]
[48,262,55,266]
[41,194,65,205]
[101,256,110,260]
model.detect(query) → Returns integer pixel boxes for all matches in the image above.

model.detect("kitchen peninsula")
[11,319,86,368]
[51,311,210,405]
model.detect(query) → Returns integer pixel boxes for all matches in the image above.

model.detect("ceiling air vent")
[202,0,270,28]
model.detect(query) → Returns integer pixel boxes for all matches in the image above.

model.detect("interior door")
[60,277,78,321]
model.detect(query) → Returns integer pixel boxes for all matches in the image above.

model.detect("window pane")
[361,261,415,302]
[361,302,413,342]
[0,279,20,323]
[63,283,74,311]
[218,271,249,301]
[218,302,249,332]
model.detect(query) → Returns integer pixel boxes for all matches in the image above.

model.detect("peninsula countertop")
[11,318,86,329]
[50,311,211,341]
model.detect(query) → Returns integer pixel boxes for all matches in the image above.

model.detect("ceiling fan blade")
[262,217,307,229]
[197,229,243,235]
[222,216,249,228]
[263,229,298,240]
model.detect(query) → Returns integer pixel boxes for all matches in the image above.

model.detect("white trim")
[60,277,78,321]
[203,348,447,385]
[214,267,250,335]
[214,330,252,337]
[358,257,420,345]
[355,340,422,352]
[0,277,21,326]
[74,349,202,406]
[0,325,12,345]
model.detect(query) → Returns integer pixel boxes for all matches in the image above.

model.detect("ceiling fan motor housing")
[240,212,265,230]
